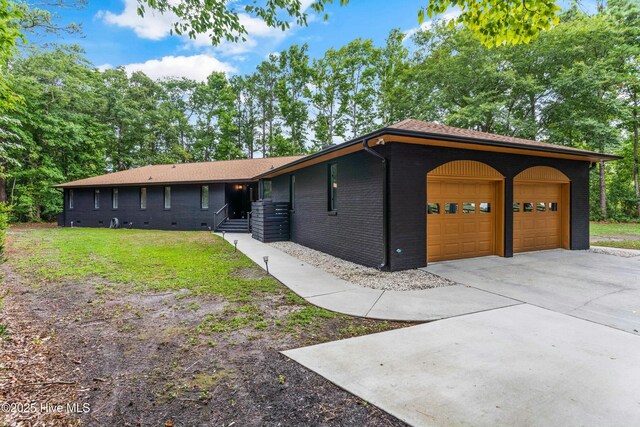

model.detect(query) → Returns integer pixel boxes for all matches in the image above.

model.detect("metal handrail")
[213,203,229,231]
[247,211,252,233]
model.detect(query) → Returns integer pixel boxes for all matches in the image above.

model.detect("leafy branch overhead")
[420,0,562,46]
[136,0,349,45]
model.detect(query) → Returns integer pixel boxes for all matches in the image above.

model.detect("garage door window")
[513,202,520,212]
[428,202,440,214]
[548,202,558,212]
[445,203,458,214]
[536,202,546,212]
[480,202,491,213]
[523,202,534,212]
[462,202,476,213]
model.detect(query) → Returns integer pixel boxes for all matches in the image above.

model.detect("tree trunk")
[0,159,7,203]
[600,160,607,219]
[633,92,640,218]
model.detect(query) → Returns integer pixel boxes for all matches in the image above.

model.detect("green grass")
[9,228,280,299]
[590,222,640,238]
[591,240,640,250]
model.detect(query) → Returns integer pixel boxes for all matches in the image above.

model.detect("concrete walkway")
[220,233,518,322]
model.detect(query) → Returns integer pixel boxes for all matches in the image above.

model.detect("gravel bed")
[269,241,455,291]
[589,246,640,258]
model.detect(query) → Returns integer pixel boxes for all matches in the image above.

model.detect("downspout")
[362,139,388,270]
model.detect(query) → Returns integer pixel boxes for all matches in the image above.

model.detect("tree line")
[0,0,639,223]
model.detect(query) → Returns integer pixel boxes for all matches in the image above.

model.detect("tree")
[230,75,259,158]
[276,44,310,155]
[308,48,347,147]
[377,29,413,126]
[338,38,379,138]
[6,47,107,220]
[609,0,640,218]
[191,72,238,160]
[254,56,282,157]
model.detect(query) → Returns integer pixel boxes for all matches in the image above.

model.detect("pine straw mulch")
[0,288,83,427]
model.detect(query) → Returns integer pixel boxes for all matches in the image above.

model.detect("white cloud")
[97,63,113,72]
[100,0,176,40]
[403,9,461,40]
[119,54,237,81]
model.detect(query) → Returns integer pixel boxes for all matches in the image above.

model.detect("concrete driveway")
[284,251,640,426]
[284,304,640,427]
[426,250,640,335]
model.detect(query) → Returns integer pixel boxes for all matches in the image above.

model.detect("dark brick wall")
[387,143,590,270]
[62,183,226,230]
[270,150,386,268]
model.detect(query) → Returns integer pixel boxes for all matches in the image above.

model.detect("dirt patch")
[1,256,411,426]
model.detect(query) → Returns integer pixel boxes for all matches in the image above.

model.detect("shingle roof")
[54,156,304,188]
[388,119,611,157]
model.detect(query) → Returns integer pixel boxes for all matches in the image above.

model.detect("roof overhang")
[53,178,258,189]
[256,127,621,179]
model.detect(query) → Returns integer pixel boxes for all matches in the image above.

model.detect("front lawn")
[1,226,408,427]
[590,221,640,250]
[590,222,640,238]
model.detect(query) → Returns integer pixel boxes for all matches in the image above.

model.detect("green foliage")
[137,0,343,45]
[0,203,8,260]
[422,0,561,47]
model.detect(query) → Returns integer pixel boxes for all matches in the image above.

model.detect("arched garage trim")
[513,166,571,251]
[514,166,570,183]
[426,160,505,262]
[429,160,504,179]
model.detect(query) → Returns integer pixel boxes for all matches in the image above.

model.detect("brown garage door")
[513,167,570,253]
[427,178,498,262]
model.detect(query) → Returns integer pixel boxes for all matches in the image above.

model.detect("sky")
[36,0,600,82]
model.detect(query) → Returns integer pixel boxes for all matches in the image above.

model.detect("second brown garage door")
[513,167,570,253]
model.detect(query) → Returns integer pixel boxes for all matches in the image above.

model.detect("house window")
[69,190,74,209]
[328,163,337,211]
[94,189,100,209]
[261,180,272,200]
[201,185,209,209]
[112,188,119,209]
[164,186,171,209]
[140,187,147,209]
[290,175,296,210]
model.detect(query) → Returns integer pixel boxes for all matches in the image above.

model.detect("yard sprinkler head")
[233,240,238,252]
[263,256,269,274]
